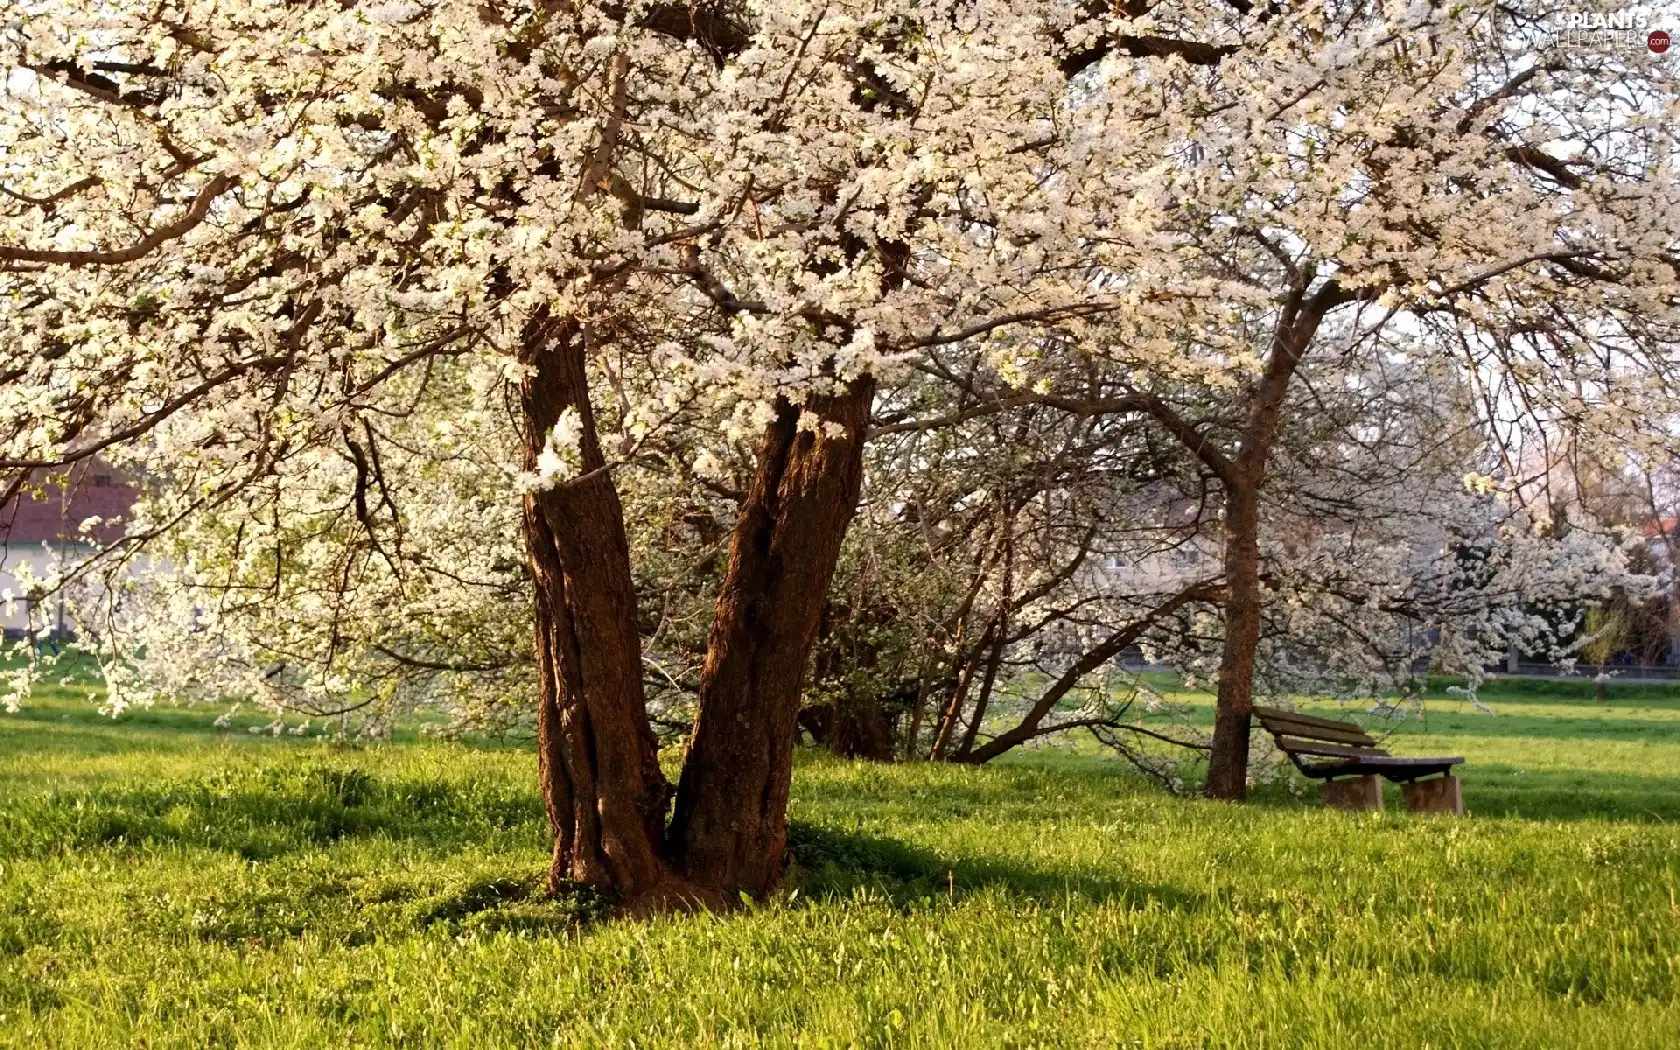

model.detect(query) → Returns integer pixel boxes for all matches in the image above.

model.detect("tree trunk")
[1201,289,1339,800]
[520,316,677,903]
[903,649,940,758]
[668,377,875,897]
[522,319,876,906]
[1205,478,1261,800]
[955,614,1006,759]
[797,694,896,760]
[956,531,1012,759]
[803,598,898,761]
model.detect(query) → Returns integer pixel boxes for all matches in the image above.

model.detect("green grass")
[1122,674,1680,822]
[2,671,1679,1048]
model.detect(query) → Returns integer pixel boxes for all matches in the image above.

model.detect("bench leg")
[1401,774,1463,815]
[1320,775,1383,812]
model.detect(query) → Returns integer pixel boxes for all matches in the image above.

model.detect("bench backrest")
[1252,706,1388,761]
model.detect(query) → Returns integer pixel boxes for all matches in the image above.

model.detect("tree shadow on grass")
[784,820,1205,911]
[68,821,1183,954]
[86,865,610,952]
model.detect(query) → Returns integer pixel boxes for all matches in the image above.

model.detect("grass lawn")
[2,670,1678,1048]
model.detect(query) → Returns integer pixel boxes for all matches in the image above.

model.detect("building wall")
[2,461,143,639]
[1,543,86,636]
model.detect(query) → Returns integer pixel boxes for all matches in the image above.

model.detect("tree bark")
[520,315,676,902]
[668,377,875,897]
[1204,477,1261,800]
[1202,285,1344,800]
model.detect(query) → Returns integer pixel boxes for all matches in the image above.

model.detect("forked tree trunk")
[520,315,677,903]
[522,312,875,905]
[668,377,875,897]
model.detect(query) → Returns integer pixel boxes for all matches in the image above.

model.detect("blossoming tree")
[867,0,1680,795]
[0,0,1146,905]
[2,0,1675,913]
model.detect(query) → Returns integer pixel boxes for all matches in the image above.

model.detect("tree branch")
[0,174,235,268]
[961,577,1221,762]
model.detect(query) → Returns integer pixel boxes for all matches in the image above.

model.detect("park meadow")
[4,669,1678,1049]
[6,3,1680,1045]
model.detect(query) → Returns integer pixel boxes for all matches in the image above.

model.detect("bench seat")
[1253,705,1465,813]
[1295,754,1464,782]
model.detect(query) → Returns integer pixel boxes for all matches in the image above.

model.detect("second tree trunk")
[669,378,875,897]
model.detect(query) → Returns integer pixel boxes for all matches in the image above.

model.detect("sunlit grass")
[2,665,1678,1047]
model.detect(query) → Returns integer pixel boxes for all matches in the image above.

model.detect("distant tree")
[874,0,1680,796]
[861,383,1223,766]
[837,338,1637,776]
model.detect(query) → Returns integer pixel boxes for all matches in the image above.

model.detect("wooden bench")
[1253,706,1464,814]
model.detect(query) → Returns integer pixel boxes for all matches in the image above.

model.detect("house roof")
[1,462,139,548]
[1642,516,1680,540]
